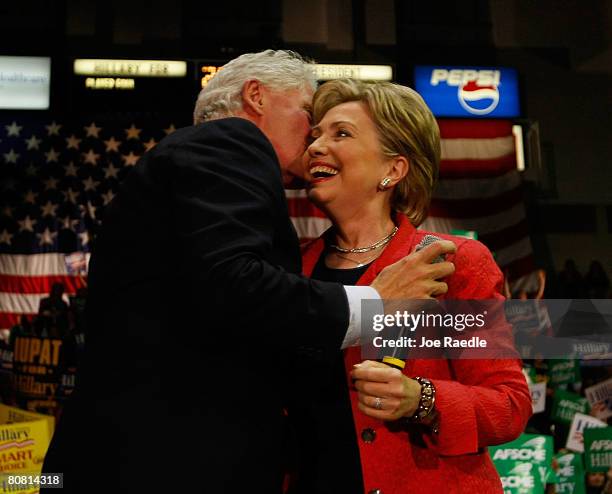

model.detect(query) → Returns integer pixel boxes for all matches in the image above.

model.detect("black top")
[312,254,371,285]
[288,254,371,494]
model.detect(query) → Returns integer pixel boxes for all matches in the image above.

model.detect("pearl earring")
[378,177,391,191]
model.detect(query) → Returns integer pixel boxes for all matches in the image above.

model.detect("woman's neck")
[329,209,396,251]
[322,205,395,270]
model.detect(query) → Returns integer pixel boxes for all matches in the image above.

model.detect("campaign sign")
[490,433,556,486]
[414,66,520,118]
[522,366,537,385]
[553,452,585,494]
[0,404,54,490]
[552,389,589,425]
[584,377,612,420]
[530,381,547,414]
[12,336,64,415]
[548,359,581,387]
[495,460,544,494]
[566,413,607,452]
[584,427,612,472]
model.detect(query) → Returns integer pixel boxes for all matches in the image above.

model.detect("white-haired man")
[42,50,455,493]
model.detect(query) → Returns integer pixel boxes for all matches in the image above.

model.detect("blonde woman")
[287,79,532,494]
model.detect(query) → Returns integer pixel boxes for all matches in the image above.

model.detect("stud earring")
[378,177,391,191]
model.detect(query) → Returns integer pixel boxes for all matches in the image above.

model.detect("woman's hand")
[350,360,422,421]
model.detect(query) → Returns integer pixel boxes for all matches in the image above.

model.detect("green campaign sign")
[523,366,537,384]
[450,229,478,240]
[584,427,612,472]
[553,452,585,494]
[552,389,589,425]
[491,433,555,488]
[548,359,581,386]
[495,460,544,494]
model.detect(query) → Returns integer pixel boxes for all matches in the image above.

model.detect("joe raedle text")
[372,335,487,349]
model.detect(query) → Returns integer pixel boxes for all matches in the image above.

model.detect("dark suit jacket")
[42,118,349,493]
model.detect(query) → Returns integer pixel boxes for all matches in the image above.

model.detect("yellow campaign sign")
[0,404,54,493]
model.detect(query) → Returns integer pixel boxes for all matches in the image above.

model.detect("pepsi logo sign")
[430,69,501,116]
[414,66,519,118]
[458,81,499,115]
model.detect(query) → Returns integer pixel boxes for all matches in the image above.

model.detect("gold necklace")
[330,226,398,253]
[332,251,380,268]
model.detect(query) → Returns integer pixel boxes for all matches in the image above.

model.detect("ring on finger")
[373,397,383,410]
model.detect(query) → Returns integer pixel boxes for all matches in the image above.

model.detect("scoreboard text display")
[71,59,192,114]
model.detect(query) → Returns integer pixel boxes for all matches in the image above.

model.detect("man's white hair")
[193,49,316,124]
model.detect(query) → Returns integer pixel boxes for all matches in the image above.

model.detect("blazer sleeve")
[162,119,349,352]
[428,240,532,456]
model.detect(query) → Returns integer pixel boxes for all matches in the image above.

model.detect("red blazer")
[301,213,532,494]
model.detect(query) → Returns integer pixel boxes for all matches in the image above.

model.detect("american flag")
[0,116,181,329]
[426,119,537,292]
[1,116,538,329]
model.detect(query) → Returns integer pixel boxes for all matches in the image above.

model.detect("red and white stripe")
[286,189,331,242]
[0,253,88,330]
[430,120,537,291]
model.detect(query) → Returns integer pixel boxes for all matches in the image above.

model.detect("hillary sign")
[414,66,520,118]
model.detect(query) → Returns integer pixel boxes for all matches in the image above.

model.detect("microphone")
[381,234,444,370]
[415,234,446,263]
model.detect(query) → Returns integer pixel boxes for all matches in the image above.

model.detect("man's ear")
[241,80,265,117]
[387,155,409,186]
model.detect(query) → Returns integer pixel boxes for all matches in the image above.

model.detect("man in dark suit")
[41,50,455,493]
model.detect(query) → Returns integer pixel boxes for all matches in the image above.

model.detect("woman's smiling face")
[305,101,390,213]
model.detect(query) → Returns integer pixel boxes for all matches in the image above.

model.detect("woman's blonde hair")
[312,79,440,226]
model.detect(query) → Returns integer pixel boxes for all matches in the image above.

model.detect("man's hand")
[370,240,456,299]
[351,360,421,421]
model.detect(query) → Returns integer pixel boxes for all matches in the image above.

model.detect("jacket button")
[368,490,382,494]
[361,428,376,443]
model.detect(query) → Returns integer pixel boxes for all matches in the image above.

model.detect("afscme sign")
[414,66,520,118]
